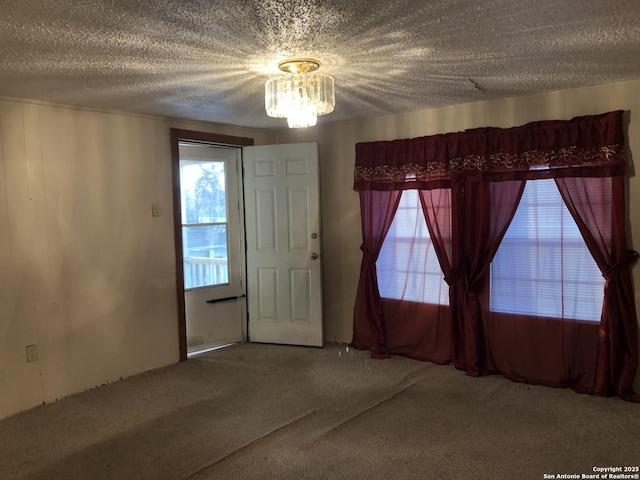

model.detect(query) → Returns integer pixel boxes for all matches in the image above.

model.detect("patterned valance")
[354,111,627,191]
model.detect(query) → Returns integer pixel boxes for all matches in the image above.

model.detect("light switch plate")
[26,345,38,363]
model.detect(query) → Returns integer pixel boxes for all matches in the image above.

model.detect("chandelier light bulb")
[287,108,318,128]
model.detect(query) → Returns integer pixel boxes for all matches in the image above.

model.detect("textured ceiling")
[1,0,639,129]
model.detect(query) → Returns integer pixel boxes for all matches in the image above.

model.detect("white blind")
[377,190,449,305]
[490,178,604,322]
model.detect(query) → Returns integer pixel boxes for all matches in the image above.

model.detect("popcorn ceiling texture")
[1,0,639,129]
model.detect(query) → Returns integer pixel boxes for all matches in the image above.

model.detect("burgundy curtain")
[352,110,637,400]
[417,187,458,365]
[418,188,455,283]
[378,188,452,365]
[455,179,526,375]
[555,176,639,400]
[441,127,529,374]
[352,190,401,358]
[417,178,527,374]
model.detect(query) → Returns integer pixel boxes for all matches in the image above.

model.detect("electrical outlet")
[26,344,38,363]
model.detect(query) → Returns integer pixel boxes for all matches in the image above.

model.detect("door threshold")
[187,342,239,358]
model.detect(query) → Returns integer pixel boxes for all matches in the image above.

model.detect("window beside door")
[180,160,230,289]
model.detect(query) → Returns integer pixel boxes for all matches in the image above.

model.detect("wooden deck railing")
[184,257,228,288]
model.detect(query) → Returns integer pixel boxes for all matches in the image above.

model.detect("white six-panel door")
[243,143,323,347]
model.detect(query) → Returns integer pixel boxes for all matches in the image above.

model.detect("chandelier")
[265,59,335,128]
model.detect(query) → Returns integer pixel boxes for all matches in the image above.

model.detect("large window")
[377,189,449,305]
[490,178,604,321]
[376,181,604,321]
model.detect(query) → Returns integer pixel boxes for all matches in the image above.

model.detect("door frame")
[169,129,254,362]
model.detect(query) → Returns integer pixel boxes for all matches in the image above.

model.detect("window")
[180,159,230,289]
[490,178,604,321]
[375,181,603,319]
[377,189,449,304]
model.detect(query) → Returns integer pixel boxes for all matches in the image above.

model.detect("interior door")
[178,143,246,355]
[243,142,324,347]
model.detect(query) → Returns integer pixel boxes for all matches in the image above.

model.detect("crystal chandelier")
[265,59,335,128]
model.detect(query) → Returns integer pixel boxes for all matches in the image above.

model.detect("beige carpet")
[1,343,638,480]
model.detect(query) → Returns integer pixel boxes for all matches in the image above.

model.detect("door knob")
[311,252,319,260]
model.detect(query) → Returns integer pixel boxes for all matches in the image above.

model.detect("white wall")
[279,79,640,390]
[0,98,276,419]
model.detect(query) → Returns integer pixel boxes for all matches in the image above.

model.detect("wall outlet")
[26,344,38,363]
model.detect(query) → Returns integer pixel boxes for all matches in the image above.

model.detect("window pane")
[180,161,227,224]
[182,225,229,289]
[490,179,604,321]
[377,190,449,305]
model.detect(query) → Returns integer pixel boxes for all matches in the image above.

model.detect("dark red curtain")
[352,110,638,400]
[417,187,458,364]
[416,179,527,374]
[455,179,526,375]
[555,176,639,400]
[352,190,401,358]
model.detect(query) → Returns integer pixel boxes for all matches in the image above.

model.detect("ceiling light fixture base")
[278,59,320,75]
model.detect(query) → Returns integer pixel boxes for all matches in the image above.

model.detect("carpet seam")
[316,373,428,439]
[180,409,321,480]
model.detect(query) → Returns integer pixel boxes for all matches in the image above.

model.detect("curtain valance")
[354,111,627,191]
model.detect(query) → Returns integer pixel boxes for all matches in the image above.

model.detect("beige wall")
[2,79,639,419]
[279,79,640,390]
[0,98,276,419]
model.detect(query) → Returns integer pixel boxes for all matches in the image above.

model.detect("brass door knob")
[311,252,319,260]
